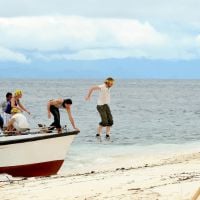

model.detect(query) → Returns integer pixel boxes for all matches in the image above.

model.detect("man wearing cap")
[85,77,115,138]
[6,108,30,132]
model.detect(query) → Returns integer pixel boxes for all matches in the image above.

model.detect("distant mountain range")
[0,58,200,79]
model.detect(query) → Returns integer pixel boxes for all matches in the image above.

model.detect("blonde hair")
[14,90,22,96]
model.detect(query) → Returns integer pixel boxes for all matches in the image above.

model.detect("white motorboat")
[0,130,79,177]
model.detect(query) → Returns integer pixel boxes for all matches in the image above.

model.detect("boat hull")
[0,160,64,177]
[0,131,79,177]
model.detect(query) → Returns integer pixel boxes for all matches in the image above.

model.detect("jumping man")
[85,77,114,138]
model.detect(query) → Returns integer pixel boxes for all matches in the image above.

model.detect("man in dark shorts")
[85,77,115,138]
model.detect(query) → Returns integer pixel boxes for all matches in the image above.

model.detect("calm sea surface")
[1,79,200,172]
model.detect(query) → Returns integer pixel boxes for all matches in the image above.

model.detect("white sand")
[0,151,200,200]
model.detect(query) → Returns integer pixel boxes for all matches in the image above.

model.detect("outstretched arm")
[18,101,30,114]
[85,86,100,101]
[66,107,79,131]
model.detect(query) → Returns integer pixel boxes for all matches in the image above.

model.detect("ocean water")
[1,79,200,172]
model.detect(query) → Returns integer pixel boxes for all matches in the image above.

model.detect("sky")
[0,0,200,78]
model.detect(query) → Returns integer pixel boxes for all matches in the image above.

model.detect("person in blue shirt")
[1,92,12,127]
[3,92,12,113]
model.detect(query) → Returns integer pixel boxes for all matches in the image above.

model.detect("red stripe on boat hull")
[0,160,64,177]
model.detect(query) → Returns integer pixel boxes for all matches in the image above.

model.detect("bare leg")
[106,126,111,136]
[97,125,103,136]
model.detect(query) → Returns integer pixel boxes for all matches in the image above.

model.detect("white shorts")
[13,122,29,132]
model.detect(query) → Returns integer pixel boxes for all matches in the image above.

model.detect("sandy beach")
[1,149,200,200]
[1,0,200,198]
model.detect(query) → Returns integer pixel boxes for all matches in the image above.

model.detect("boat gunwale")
[0,131,79,146]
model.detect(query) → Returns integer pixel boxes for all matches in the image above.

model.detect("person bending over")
[47,98,79,133]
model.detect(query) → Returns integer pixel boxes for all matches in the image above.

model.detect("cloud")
[0,15,200,62]
[0,16,168,61]
[0,46,30,63]
[0,16,166,50]
[196,34,200,44]
[0,0,200,24]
